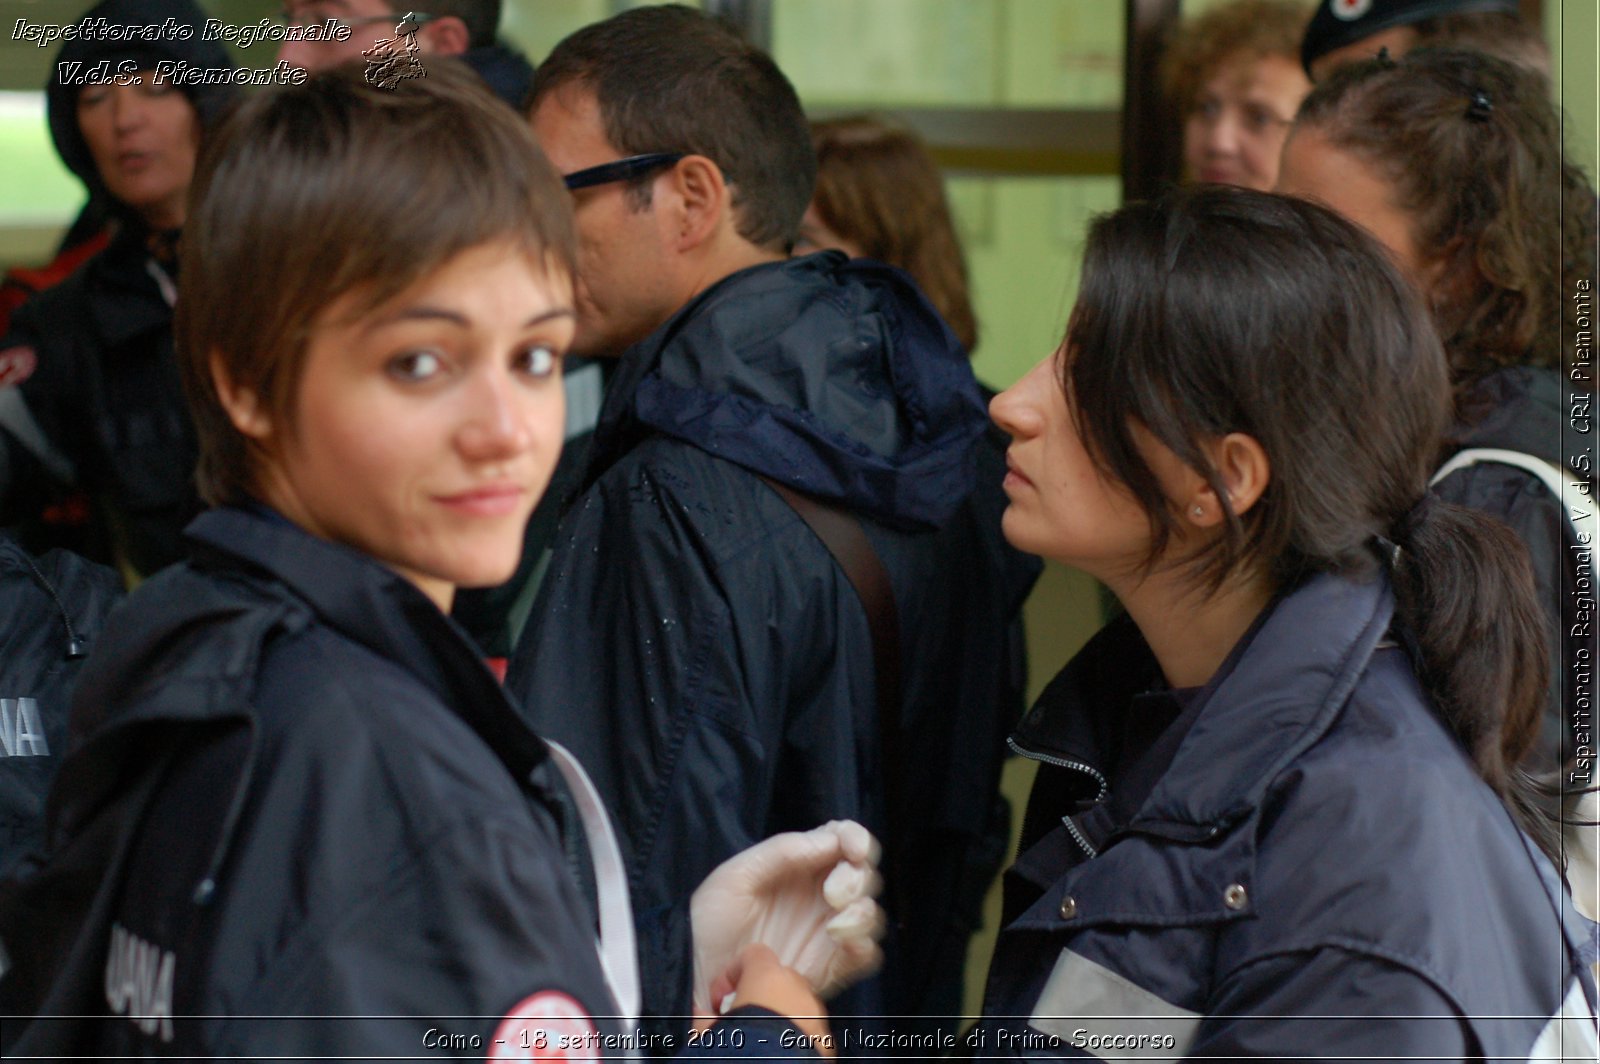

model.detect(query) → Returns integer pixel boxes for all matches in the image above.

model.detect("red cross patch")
[486,991,599,1061]
[1331,0,1374,20]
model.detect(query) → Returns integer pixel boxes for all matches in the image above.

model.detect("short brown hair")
[529,4,814,253]
[177,61,575,506]
[368,0,502,48]
[809,116,978,354]
[1162,0,1313,115]
[420,0,501,49]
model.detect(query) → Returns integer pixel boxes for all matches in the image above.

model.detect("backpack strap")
[758,478,902,797]
[1433,447,1600,928]
[1430,447,1594,544]
[543,740,640,1028]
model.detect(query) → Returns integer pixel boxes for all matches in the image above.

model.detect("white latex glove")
[690,819,885,1012]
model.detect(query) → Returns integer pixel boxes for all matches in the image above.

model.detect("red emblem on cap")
[0,346,38,388]
[487,991,598,1061]
[1331,0,1374,19]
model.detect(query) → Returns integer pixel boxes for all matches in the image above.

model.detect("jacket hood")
[47,0,237,205]
[593,252,989,529]
[459,41,534,109]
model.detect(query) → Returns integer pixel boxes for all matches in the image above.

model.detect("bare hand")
[704,944,835,1058]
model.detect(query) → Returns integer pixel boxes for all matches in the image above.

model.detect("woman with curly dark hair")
[1277,49,1597,883]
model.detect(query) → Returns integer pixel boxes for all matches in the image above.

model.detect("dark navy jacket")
[0,225,196,576]
[0,534,120,876]
[975,570,1597,1059]
[0,508,815,1059]
[506,252,1040,1024]
[1433,366,1592,787]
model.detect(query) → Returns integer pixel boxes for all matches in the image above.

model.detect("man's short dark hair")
[530,4,815,253]
[389,0,501,48]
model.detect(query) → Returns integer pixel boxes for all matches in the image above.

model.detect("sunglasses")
[562,153,687,192]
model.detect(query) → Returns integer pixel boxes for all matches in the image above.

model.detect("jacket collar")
[583,252,987,529]
[1013,570,1396,833]
[183,506,550,782]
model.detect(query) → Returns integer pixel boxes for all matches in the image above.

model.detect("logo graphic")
[487,991,597,1061]
[0,698,48,758]
[362,13,426,89]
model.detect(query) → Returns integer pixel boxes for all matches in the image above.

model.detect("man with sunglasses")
[507,4,1039,1047]
[276,0,533,108]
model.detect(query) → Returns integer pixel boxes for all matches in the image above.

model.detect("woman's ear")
[210,351,271,441]
[1187,432,1270,526]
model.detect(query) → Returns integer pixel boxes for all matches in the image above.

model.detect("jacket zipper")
[22,553,87,659]
[1009,735,1110,859]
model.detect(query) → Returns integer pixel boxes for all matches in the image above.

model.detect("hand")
[710,944,835,1058]
[690,820,885,1011]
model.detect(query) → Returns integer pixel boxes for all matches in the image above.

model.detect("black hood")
[590,252,989,530]
[46,0,238,206]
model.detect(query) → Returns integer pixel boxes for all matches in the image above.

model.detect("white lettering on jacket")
[104,923,175,1043]
[0,698,48,757]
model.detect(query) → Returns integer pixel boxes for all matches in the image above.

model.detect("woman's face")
[238,242,574,611]
[989,349,1193,581]
[76,71,201,230]
[1276,128,1432,287]
[1183,52,1310,191]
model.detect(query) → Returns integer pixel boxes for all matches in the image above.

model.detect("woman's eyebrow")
[365,306,577,329]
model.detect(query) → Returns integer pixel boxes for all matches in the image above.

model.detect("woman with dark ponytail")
[974,186,1593,1059]
[1278,48,1597,870]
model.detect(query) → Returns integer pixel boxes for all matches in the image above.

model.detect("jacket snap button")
[1223,883,1248,910]
[1058,895,1078,919]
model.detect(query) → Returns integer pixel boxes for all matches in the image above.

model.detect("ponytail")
[1388,495,1561,860]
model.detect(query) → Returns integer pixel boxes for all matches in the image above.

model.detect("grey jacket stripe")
[1030,949,1199,1061]
[1528,979,1599,1062]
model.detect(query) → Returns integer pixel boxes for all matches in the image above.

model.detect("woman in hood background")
[0,0,237,579]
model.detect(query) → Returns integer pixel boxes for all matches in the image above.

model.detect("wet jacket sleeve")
[206,810,626,1059]
[510,449,874,1021]
[1186,947,1474,1059]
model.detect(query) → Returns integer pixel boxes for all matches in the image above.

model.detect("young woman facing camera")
[974,188,1593,1059]
[0,64,871,1059]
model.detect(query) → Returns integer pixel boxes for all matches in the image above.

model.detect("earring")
[1191,505,1204,518]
